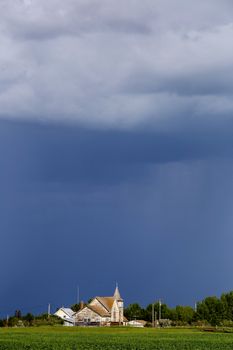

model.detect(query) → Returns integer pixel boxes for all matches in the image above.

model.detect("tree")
[197,296,225,326]
[124,303,145,320]
[14,310,22,318]
[220,291,233,320]
[8,317,19,327]
[174,305,194,324]
[70,302,86,312]
[24,313,34,325]
[70,303,80,312]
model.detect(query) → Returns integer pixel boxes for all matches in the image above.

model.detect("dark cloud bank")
[1,118,233,317]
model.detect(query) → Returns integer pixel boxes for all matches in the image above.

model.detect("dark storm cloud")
[34,123,233,185]
[1,119,233,315]
[1,117,233,187]
[123,66,233,96]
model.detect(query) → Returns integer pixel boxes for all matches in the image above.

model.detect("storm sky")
[1,0,233,317]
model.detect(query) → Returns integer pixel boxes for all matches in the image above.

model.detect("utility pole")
[159,299,162,321]
[152,302,157,327]
[152,303,154,327]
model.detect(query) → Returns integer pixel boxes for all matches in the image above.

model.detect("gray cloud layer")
[0,0,233,128]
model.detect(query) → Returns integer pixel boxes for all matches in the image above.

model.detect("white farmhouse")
[75,285,127,326]
[54,307,75,326]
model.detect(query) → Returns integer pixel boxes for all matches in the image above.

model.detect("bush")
[220,320,233,327]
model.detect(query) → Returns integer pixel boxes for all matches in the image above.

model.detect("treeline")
[125,291,233,326]
[0,312,62,327]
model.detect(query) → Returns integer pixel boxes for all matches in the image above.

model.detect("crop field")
[0,327,233,350]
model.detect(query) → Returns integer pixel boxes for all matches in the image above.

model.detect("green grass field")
[0,327,233,350]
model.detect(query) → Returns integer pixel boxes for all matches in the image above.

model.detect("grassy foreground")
[0,327,233,350]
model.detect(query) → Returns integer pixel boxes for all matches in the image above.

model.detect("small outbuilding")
[128,320,147,328]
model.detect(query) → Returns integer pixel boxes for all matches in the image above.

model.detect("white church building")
[75,285,127,326]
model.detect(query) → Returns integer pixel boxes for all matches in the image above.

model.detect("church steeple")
[114,283,122,301]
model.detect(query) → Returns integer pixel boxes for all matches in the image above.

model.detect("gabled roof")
[62,308,75,317]
[96,297,115,312]
[54,308,75,318]
[87,304,110,317]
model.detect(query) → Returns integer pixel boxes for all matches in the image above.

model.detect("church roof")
[87,304,110,317]
[96,297,115,312]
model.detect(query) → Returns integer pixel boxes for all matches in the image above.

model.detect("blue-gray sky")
[1,0,233,317]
